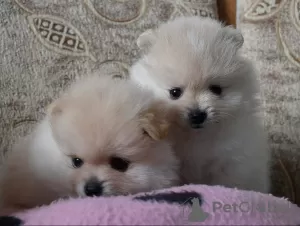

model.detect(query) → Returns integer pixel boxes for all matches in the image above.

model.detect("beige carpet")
[0,1,217,155]
[238,0,300,205]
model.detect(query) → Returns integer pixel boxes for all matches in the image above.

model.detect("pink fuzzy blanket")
[1,185,300,225]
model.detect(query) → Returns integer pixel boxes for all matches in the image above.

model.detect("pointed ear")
[139,101,172,141]
[219,26,244,51]
[137,29,157,50]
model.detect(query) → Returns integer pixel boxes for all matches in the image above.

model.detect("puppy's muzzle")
[84,179,103,197]
[188,109,207,129]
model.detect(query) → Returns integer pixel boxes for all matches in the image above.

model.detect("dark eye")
[169,87,183,100]
[209,85,222,96]
[110,156,130,172]
[72,157,84,168]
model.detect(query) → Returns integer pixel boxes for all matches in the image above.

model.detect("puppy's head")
[132,16,258,129]
[48,76,179,197]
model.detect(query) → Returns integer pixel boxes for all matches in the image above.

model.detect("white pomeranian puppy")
[0,75,179,215]
[130,16,270,193]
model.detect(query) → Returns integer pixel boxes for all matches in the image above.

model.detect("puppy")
[0,75,179,215]
[130,16,270,193]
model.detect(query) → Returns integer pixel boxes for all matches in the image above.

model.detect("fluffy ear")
[219,26,244,51]
[137,29,157,50]
[139,101,172,141]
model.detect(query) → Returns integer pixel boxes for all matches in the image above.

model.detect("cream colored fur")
[0,75,179,214]
[130,16,270,193]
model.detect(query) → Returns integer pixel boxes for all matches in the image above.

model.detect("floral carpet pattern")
[0,0,217,156]
[239,0,300,205]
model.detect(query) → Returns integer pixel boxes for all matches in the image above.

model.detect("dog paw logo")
[182,197,210,223]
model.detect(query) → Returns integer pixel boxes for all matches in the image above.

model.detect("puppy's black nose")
[188,109,207,128]
[84,180,103,197]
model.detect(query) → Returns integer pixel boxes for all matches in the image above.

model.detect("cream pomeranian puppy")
[130,16,270,193]
[0,75,179,215]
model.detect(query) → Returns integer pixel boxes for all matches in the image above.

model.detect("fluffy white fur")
[0,75,179,215]
[130,16,270,193]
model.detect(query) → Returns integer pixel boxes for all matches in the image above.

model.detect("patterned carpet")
[0,0,217,157]
[238,0,300,205]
